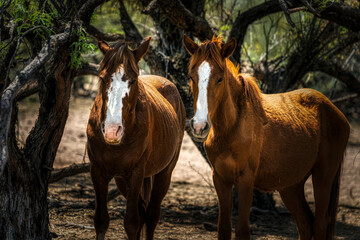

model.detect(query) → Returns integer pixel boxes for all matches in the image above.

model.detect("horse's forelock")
[99,43,139,79]
[189,36,235,75]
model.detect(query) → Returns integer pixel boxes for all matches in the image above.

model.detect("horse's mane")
[98,42,139,94]
[189,36,263,107]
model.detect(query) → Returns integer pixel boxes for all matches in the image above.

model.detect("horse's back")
[263,88,349,139]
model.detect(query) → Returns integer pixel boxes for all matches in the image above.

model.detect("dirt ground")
[18,97,360,239]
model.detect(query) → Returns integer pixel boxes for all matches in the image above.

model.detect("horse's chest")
[207,146,254,182]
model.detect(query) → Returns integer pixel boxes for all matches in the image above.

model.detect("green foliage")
[9,0,56,39]
[219,24,231,37]
[314,0,334,10]
[69,29,96,69]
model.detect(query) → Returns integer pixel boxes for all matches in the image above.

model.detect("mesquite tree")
[0,0,104,238]
[1,0,360,238]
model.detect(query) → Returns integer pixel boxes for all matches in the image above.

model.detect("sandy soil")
[17,97,360,239]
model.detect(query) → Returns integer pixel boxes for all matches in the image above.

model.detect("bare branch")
[331,93,358,104]
[87,25,125,41]
[299,0,318,16]
[229,0,287,62]
[49,163,90,183]
[145,0,214,41]
[118,0,165,76]
[230,0,360,63]
[78,0,107,24]
[76,62,99,76]
[319,2,360,32]
[119,0,143,44]
[312,60,360,96]
[278,0,295,27]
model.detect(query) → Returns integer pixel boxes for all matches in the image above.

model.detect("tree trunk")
[0,50,74,239]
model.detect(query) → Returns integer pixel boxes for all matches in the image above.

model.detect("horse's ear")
[221,38,237,58]
[133,36,151,62]
[97,36,111,54]
[183,34,199,55]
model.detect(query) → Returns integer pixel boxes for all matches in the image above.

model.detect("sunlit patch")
[194,61,211,124]
[105,65,130,129]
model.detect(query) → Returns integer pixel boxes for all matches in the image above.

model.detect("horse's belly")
[144,132,180,177]
[255,141,318,191]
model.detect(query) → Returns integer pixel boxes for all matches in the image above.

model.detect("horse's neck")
[210,74,241,135]
[210,73,265,138]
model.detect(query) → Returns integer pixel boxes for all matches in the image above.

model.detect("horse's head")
[183,34,236,142]
[97,37,151,144]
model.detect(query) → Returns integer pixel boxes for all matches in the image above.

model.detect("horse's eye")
[188,76,194,82]
[129,80,136,86]
[217,77,223,84]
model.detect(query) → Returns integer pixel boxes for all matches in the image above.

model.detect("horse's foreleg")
[213,172,233,240]
[90,163,111,240]
[124,166,145,240]
[233,172,254,240]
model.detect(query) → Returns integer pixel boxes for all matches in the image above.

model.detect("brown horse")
[86,37,185,240]
[183,35,349,240]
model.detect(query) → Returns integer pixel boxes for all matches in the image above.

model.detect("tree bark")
[0,49,74,239]
[0,0,105,238]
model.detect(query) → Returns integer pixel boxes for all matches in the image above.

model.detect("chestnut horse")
[183,35,349,240]
[86,37,185,240]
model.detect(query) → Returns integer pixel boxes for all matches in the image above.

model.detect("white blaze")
[194,61,211,123]
[105,66,130,127]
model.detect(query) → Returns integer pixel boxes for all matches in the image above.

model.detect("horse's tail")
[327,158,342,239]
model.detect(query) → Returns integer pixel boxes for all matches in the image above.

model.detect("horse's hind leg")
[90,162,111,240]
[312,149,342,240]
[279,181,314,240]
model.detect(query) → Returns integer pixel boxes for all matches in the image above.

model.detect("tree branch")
[331,93,358,104]
[119,0,165,76]
[15,78,39,101]
[78,0,107,25]
[229,0,286,62]
[317,2,360,32]
[119,0,143,45]
[76,62,99,76]
[144,0,214,41]
[229,0,360,63]
[0,30,70,174]
[312,60,360,96]
[49,163,90,183]
[87,25,125,41]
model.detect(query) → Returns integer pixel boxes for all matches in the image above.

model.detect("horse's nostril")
[116,126,122,136]
[204,122,209,131]
[101,123,105,133]
[190,119,195,130]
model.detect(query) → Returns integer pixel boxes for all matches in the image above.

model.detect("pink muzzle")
[102,123,123,144]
